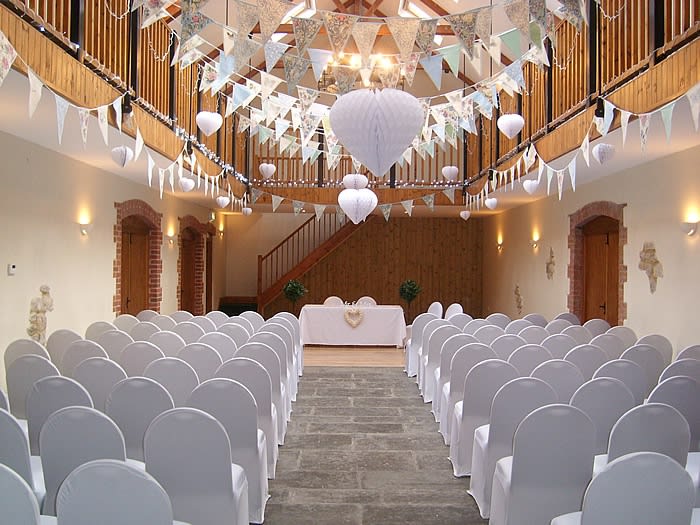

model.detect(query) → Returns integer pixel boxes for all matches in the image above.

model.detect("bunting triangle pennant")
[422,194,435,211]
[323,12,359,55]
[264,40,289,72]
[504,60,526,91]
[271,194,284,212]
[291,107,301,130]
[225,95,235,117]
[258,0,289,43]
[260,71,283,99]
[503,0,531,42]
[234,0,259,37]
[140,3,170,29]
[78,108,90,146]
[386,18,420,63]
[546,165,554,194]
[620,110,632,145]
[413,139,426,160]
[445,11,477,58]
[297,86,319,112]
[293,17,323,56]
[308,48,334,81]
[97,105,110,145]
[569,157,577,192]
[351,156,362,172]
[238,114,252,133]
[223,26,236,55]
[274,118,291,140]
[352,22,382,65]
[378,64,401,89]
[537,158,544,184]
[415,19,438,54]
[134,128,144,160]
[158,167,165,199]
[292,200,304,215]
[467,44,483,76]
[251,187,263,203]
[282,54,311,94]
[112,96,122,133]
[287,142,301,157]
[147,154,154,187]
[419,54,443,90]
[430,123,445,143]
[279,134,295,153]
[639,113,651,152]
[443,187,456,203]
[27,69,43,119]
[487,35,502,64]
[580,134,590,167]
[359,67,372,87]
[180,3,213,44]
[500,27,522,57]
[336,206,346,225]
[402,52,421,86]
[200,61,218,93]
[55,94,69,144]
[299,111,323,147]
[475,7,492,45]
[438,45,462,78]
[379,204,392,221]
[595,100,615,136]
[232,83,253,110]
[313,203,326,221]
[557,168,565,200]
[530,0,547,33]
[559,0,587,31]
[167,165,174,192]
[257,125,273,145]
[660,101,675,142]
[232,35,261,73]
[687,82,700,132]
[276,93,297,119]
[401,200,414,217]
[333,66,359,95]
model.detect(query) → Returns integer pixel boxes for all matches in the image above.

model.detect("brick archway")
[177,215,215,315]
[568,201,628,324]
[113,200,163,314]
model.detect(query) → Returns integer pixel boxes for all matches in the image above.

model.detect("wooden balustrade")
[9,0,71,39]
[138,20,172,118]
[665,0,699,42]
[83,0,129,84]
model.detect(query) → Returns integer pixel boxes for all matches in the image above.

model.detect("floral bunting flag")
[55,94,69,144]
[257,125,273,145]
[420,54,443,90]
[580,134,590,166]
[264,40,289,72]
[323,12,359,56]
[158,167,165,199]
[620,110,632,145]
[402,52,420,86]
[336,206,346,225]
[78,108,90,146]
[378,64,401,89]
[180,2,213,44]
[639,113,651,152]
[134,128,144,160]
[504,60,526,91]
[146,154,154,187]
[687,82,700,131]
[438,44,462,78]
[569,157,577,191]
[287,142,301,157]
[297,86,319,112]
[223,26,236,55]
[475,8,492,45]
[251,187,263,203]
[333,66,359,95]
[282,54,311,94]
[140,1,171,29]
[250,107,265,125]
[262,96,282,124]
[401,200,414,217]
[27,69,43,118]
[232,35,261,73]
[313,203,326,221]
[234,0,259,37]
[291,107,301,130]
[260,71,283,99]
[276,93,298,119]
[299,111,323,147]
[422,194,435,211]
[445,11,477,57]
[258,0,289,43]
[430,123,445,143]
[660,101,675,142]
[271,194,284,212]
[503,0,531,42]
[443,187,456,203]
[238,114,252,133]
[386,18,420,63]
[232,82,256,109]
[352,22,382,66]
[293,17,323,56]
[200,61,218,93]
[308,48,334,81]
[559,0,586,31]
[379,204,392,221]
[529,0,547,33]
[292,200,304,215]
[557,168,565,200]
[415,19,438,54]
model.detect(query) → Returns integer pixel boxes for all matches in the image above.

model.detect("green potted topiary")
[399,279,421,320]
[283,279,308,314]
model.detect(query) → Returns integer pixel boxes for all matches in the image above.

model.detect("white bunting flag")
[97,105,109,145]
[687,82,700,132]
[639,113,651,152]
[580,134,590,167]
[146,154,154,187]
[55,94,69,144]
[134,128,144,160]
[292,200,304,216]
[660,101,675,142]
[28,69,43,118]
[78,108,90,146]
[620,110,632,146]
[443,187,456,203]
[112,97,122,133]
[158,168,165,199]
[569,157,577,192]
[379,204,392,221]
[401,200,414,217]
[271,194,284,212]
[313,203,326,221]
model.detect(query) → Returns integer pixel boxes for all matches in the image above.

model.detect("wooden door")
[181,228,197,313]
[205,235,213,312]
[582,216,619,325]
[121,216,150,315]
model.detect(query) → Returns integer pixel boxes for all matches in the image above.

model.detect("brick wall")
[177,215,215,315]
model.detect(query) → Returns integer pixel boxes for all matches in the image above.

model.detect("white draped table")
[299,304,407,347]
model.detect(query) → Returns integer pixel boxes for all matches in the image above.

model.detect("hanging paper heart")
[337,188,378,224]
[522,179,539,195]
[442,165,459,182]
[179,177,195,192]
[259,163,276,180]
[242,207,253,216]
[330,88,424,178]
[592,143,615,164]
[215,196,231,208]
[459,210,471,221]
[485,197,498,210]
[497,113,525,139]
[111,145,134,167]
[342,173,369,190]
[196,111,223,137]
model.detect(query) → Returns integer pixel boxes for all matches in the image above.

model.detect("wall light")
[497,242,504,252]
[78,222,92,236]
[681,222,698,236]
[218,225,225,238]
[529,236,540,249]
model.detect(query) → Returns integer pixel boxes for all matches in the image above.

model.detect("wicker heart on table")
[344,307,363,328]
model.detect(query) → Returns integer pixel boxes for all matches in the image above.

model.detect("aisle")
[264,367,486,525]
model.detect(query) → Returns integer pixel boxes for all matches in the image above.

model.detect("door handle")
[599,302,606,314]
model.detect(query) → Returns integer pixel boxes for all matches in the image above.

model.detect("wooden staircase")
[257,214,376,310]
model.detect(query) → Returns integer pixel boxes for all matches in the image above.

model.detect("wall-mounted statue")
[638,241,663,294]
[545,247,555,280]
[514,284,523,317]
[27,284,54,345]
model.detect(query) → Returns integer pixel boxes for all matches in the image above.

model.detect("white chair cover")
[467,377,557,518]
[118,341,165,377]
[72,357,127,412]
[564,344,611,381]
[129,321,160,342]
[404,313,438,377]
[490,405,595,525]
[136,310,158,322]
[149,315,177,331]
[85,321,117,342]
[0,408,46,509]
[447,312,473,330]
[491,334,527,360]
[582,318,611,337]
[463,318,489,335]
[637,333,674,365]
[216,358,279,474]
[570,377,636,454]
[250,330,294,414]
[106,377,174,462]
[590,333,626,359]
[40,406,127,515]
[620,344,666,394]
[171,322,206,345]
[517,325,550,345]
[444,303,464,320]
[96,330,134,361]
[323,296,343,306]
[504,319,533,335]
[239,311,265,332]
[427,301,443,318]
[648,376,700,452]
[432,333,478,422]
[7,355,59,419]
[262,321,298,394]
[449,359,518,476]
[219,323,251,349]
[485,313,511,329]
[507,344,553,376]
[149,331,187,358]
[0,387,8,410]
[530,359,585,402]
[606,325,637,349]
[541,333,578,359]
[545,318,573,335]
[554,312,580,324]
[4,339,50,372]
[187,379,268,524]
[189,316,217,334]
[205,310,231,328]
[26,376,92,455]
[522,313,547,327]
[230,316,255,335]
[0,463,53,525]
[143,357,200,407]
[422,325,461,403]
[56,459,181,525]
[169,311,193,323]
[113,314,139,333]
[473,325,505,346]
[418,319,451,387]
[561,325,594,345]
[60,340,108,377]
[144,408,249,525]
[46,329,82,369]
[678,344,700,361]
[551,452,695,525]
[439,343,498,443]
[199,332,238,362]
[270,313,303,377]
[177,343,224,382]
[660,358,700,384]
[593,359,648,404]
[356,296,377,306]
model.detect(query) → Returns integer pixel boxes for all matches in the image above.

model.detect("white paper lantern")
[111,145,134,167]
[259,163,276,180]
[330,89,424,179]
[215,196,231,208]
[342,173,369,190]
[442,166,459,182]
[485,197,498,210]
[459,210,471,221]
[592,143,615,164]
[497,113,525,139]
[337,188,378,224]
[178,177,195,192]
[242,207,253,216]
[522,180,539,195]
[196,111,223,137]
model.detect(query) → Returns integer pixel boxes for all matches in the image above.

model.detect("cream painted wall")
[225,212,309,297]
[0,131,224,389]
[482,144,700,357]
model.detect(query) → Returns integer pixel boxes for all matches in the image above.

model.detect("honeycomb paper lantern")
[337,188,378,224]
[497,113,525,139]
[522,180,539,195]
[242,207,253,216]
[485,197,498,210]
[111,145,134,167]
[178,178,195,192]
[342,173,369,190]
[459,210,471,221]
[259,163,276,180]
[215,196,230,208]
[442,166,459,182]
[592,143,615,164]
[196,111,223,137]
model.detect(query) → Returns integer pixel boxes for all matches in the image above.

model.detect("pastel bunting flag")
[293,17,323,56]
[260,71,283,99]
[292,200,304,215]
[78,108,90,146]
[28,69,43,118]
[55,94,69,144]
[386,18,420,63]
[660,101,675,142]
[475,8,492,45]
[414,19,438,54]
[379,204,392,221]
[401,200,414,217]
[234,0,259,37]
[264,40,289,72]
[323,12,358,55]
[232,35,261,73]
[352,22,382,66]
[420,54,443,90]
[402,52,421,86]
[438,45,462,78]
[442,188,456,203]
[336,206,346,225]
[445,11,477,58]
[687,82,700,132]
[422,194,435,211]
[258,0,289,43]
[282,54,311,94]
[580,134,590,166]
[308,48,334,81]
[313,203,326,221]
[503,0,531,42]
[251,187,263,203]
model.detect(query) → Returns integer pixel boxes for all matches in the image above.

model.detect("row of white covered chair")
[323,295,377,306]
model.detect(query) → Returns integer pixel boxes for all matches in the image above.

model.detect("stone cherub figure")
[638,242,663,294]
[27,284,53,345]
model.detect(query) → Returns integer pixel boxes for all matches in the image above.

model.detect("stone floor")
[264,367,487,525]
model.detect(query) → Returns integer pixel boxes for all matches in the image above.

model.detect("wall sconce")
[78,222,92,236]
[681,222,698,236]
[529,238,539,249]
[218,229,224,239]
[497,242,503,252]
[166,235,175,245]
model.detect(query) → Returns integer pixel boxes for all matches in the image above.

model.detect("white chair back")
[660,358,700,384]
[444,302,464,320]
[228,316,256,336]
[190,315,217,334]
[205,310,231,328]
[129,321,160,342]
[136,310,158,322]
[541,333,578,359]
[171,322,206,345]
[323,296,343,306]
[199,332,238,362]
[143,357,200,407]
[46,329,82,368]
[40,406,126,515]
[517,325,549,345]
[219,323,251,348]
[85,321,117,342]
[0,409,41,503]
[447,312,472,330]
[545,318,572,335]
[484,312,511,329]
[113,314,139,333]
[106,377,174,462]
[427,301,443,318]
[239,311,265,332]
[590,333,626,359]
[148,331,186,357]
[7,354,59,419]
[0,463,41,525]
[530,359,585,402]
[96,330,134,360]
[56,459,175,525]
[0,387,7,411]
[4,339,50,372]
[250,330,294,413]
[507,344,553,376]
[637,333,674,366]
[522,313,547,327]
[583,318,611,337]
[554,312,580,324]
[620,344,666,394]
[463,318,489,335]
[434,334,478,419]
[570,377,636,454]
[235,342,284,431]
[504,319,533,335]
[648,376,700,451]
[564,344,610,381]
[561,324,593,345]
[423,325,461,401]
[178,343,224,382]
[593,358,648,405]
[473,325,505,346]
[149,315,177,331]
[490,334,527,360]
[72,357,127,412]
[60,340,108,377]
[405,312,439,377]
[606,325,637,349]
[169,311,193,323]
[118,341,165,377]
[26,376,92,455]
[677,344,700,361]
[356,296,377,306]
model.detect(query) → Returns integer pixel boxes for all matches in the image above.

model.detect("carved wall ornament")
[638,241,663,294]
[27,284,54,345]
[545,247,555,280]
[514,284,523,317]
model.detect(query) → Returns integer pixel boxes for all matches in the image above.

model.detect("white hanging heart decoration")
[485,197,498,210]
[497,113,525,139]
[342,173,369,190]
[196,111,223,137]
[259,163,276,180]
[522,180,539,195]
[442,166,459,182]
[178,177,195,192]
[337,188,378,224]
[330,89,424,178]
[592,143,615,164]
[111,145,134,167]
[242,207,253,216]
[215,196,231,208]
[459,210,471,221]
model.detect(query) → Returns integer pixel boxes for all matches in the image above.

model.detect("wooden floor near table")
[303,346,405,367]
